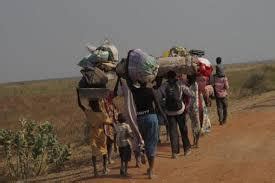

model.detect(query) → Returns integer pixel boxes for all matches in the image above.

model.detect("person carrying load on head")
[130,80,167,179]
[186,74,201,148]
[195,57,212,134]
[213,57,229,125]
[103,93,119,165]
[76,88,113,177]
[113,77,146,168]
[160,70,194,159]
[121,49,166,179]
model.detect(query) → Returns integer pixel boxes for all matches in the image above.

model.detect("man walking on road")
[161,71,194,159]
[213,57,229,125]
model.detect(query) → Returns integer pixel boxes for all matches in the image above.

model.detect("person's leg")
[167,115,180,158]
[134,150,141,167]
[92,156,98,177]
[107,137,114,164]
[124,145,131,176]
[199,109,204,128]
[102,154,109,175]
[190,112,200,148]
[177,114,191,155]
[165,123,170,142]
[120,158,124,176]
[119,146,125,176]
[216,98,223,125]
[147,156,155,179]
[142,114,159,178]
[125,161,129,176]
[222,97,228,124]
[158,124,161,144]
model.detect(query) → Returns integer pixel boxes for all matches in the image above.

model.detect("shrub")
[240,68,274,97]
[0,119,70,179]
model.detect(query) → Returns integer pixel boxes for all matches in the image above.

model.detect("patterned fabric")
[103,94,118,140]
[91,127,107,156]
[196,75,209,94]
[115,123,132,147]
[128,49,159,84]
[214,76,229,98]
[188,82,201,135]
[116,79,144,152]
[84,98,112,156]
[199,93,211,134]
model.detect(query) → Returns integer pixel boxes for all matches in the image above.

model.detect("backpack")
[165,82,183,111]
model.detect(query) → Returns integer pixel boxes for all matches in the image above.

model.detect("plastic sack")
[79,67,108,88]
[99,39,119,62]
[197,57,213,77]
[189,49,205,57]
[128,49,159,84]
[78,50,109,68]
[162,50,170,57]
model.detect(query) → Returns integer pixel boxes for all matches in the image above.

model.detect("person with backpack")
[160,71,195,159]
[213,58,229,125]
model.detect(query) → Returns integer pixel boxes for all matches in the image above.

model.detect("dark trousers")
[216,97,228,124]
[167,114,191,154]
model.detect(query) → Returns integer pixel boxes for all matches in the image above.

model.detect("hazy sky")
[1,0,275,83]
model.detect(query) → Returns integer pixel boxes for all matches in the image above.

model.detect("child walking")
[115,113,133,176]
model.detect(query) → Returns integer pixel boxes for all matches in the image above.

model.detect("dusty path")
[30,96,275,183]
[75,100,275,183]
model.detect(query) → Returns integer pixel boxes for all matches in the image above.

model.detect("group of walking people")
[77,54,230,179]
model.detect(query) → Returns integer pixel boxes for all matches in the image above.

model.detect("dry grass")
[225,63,275,98]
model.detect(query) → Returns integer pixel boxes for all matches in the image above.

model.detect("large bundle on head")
[196,57,213,77]
[116,49,159,84]
[169,46,189,57]
[189,49,205,57]
[116,49,198,83]
[156,56,197,77]
[77,41,118,89]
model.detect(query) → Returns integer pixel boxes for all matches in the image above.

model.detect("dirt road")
[74,100,275,183]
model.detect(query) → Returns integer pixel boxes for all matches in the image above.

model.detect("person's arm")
[125,78,135,91]
[181,85,195,98]
[76,88,86,111]
[126,125,134,139]
[224,77,229,90]
[113,77,121,97]
[152,89,168,122]
[113,125,118,153]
